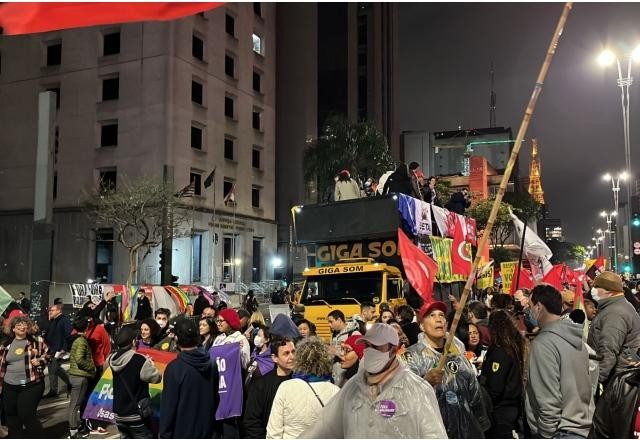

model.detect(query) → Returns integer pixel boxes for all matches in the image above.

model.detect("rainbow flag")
[82,348,177,424]
[164,285,191,313]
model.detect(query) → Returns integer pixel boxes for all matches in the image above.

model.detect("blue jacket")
[45,314,72,353]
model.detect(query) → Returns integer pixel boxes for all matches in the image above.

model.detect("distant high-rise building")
[528,138,545,204]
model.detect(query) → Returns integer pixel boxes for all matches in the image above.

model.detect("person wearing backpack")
[67,315,96,439]
[107,326,162,439]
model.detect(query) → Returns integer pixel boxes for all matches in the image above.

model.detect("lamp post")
[593,229,605,258]
[600,210,618,271]
[598,46,640,261]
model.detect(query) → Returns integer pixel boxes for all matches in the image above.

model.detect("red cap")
[343,335,365,359]
[218,308,241,331]
[419,301,448,321]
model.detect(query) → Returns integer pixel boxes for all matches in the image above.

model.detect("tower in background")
[528,138,545,204]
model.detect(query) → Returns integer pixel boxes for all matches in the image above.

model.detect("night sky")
[399,2,640,247]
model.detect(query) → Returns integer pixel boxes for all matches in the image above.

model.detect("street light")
[600,210,618,270]
[602,171,628,213]
[597,46,640,261]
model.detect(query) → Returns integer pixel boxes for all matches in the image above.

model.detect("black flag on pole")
[204,168,216,189]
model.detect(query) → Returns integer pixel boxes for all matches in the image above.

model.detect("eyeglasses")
[215,319,226,324]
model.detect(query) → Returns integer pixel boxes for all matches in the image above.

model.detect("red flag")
[0,3,223,35]
[398,228,439,304]
[542,264,565,291]
[586,256,605,280]
[509,266,535,294]
[451,216,472,277]
[465,217,477,246]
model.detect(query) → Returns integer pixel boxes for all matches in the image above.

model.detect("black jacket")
[479,345,523,410]
[193,295,210,317]
[589,367,640,439]
[243,369,291,438]
[400,320,421,347]
[135,296,153,321]
[45,314,72,353]
[445,191,471,214]
[383,168,414,198]
[159,348,220,438]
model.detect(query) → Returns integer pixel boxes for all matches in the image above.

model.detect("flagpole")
[211,182,216,287]
[436,3,572,371]
[515,220,527,291]
[233,193,237,290]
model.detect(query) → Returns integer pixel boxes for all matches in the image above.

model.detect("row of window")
[96,168,262,207]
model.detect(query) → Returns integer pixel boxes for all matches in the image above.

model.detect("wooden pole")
[436,2,573,370]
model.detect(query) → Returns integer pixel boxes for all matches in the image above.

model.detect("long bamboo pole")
[436,2,573,370]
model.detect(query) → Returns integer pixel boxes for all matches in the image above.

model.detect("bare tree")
[85,176,192,289]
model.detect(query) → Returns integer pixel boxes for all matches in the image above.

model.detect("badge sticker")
[14,348,24,356]
[492,362,500,373]
[161,342,169,350]
[377,400,396,418]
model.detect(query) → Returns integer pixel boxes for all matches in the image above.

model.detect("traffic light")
[633,213,640,227]
[158,252,164,272]
[623,264,632,273]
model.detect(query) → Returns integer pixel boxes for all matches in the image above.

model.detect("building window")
[253,71,261,93]
[223,180,234,199]
[225,96,235,119]
[191,125,203,150]
[252,33,263,55]
[252,238,261,282]
[103,32,120,56]
[223,236,233,282]
[252,109,261,130]
[99,169,117,192]
[251,186,260,208]
[53,172,58,199]
[252,147,261,169]
[191,233,202,282]
[253,2,261,17]
[225,14,235,37]
[100,122,118,147]
[46,42,62,66]
[46,87,61,109]
[95,229,114,283]
[192,34,204,61]
[102,76,119,101]
[190,170,202,196]
[224,137,234,160]
[192,80,203,105]
[54,127,59,165]
[225,54,235,78]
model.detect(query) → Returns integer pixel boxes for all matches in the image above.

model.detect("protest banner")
[208,342,243,420]
[500,261,519,293]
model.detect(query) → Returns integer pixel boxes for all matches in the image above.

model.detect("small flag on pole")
[203,168,216,189]
[223,184,236,206]
[175,181,195,198]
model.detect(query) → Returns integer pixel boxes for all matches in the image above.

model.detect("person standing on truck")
[334,169,361,201]
[327,310,361,385]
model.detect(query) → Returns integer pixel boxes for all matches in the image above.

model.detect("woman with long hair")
[376,309,396,324]
[297,319,317,339]
[136,318,161,350]
[199,316,219,352]
[479,310,527,438]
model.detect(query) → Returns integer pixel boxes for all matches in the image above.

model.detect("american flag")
[175,181,195,198]
[223,184,236,206]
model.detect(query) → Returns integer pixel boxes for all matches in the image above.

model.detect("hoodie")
[269,314,301,340]
[107,349,161,422]
[159,347,219,439]
[525,319,595,438]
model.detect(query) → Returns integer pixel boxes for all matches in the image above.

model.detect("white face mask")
[591,287,602,302]
[254,335,264,348]
[362,348,392,374]
[156,318,167,329]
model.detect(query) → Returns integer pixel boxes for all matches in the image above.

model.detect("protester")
[445,187,471,214]
[193,291,210,317]
[134,290,152,321]
[245,325,274,386]
[237,308,251,335]
[424,176,441,206]
[583,298,597,322]
[525,284,594,438]
[296,319,316,339]
[154,316,179,352]
[213,309,250,369]
[397,304,420,346]
[107,326,161,438]
[244,310,266,351]
[243,337,296,439]
[302,323,447,438]
[480,310,527,438]
[334,169,361,201]
[266,337,340,438]
[353,301,376,334]
[270,313,301,340]
[388,321,411,362]
[382,163,415,198]
[327,310,361,385]
[467,300,492,346]
[199,316,218,352]
[337,334,364,386]
[589,364,640,438]
[68,315,96,439]
[17,292,30,313]
[136,318,161,350]
[104,292,120,336]
[43,303,72,398]
[587,271,640,386]
[561,290,575,316]
[377,308,396,324]
[0,316,50,438]
[154,308,171,341]
[201,306,217,320]
[408,161,424,200]
[406,301,489,438]
[160,318,219,439]
[243,291,259,314]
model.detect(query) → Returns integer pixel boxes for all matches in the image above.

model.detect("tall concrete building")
[0,4,278,292]
[275,3,399,278]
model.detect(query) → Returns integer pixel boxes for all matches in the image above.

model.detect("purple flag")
[208,343,243,420]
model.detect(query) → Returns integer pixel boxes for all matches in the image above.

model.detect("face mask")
[254,335,264,348]
[362,348,392,374]
[591,287,602,302]
[526,307,539,328]
[156,318,167,329]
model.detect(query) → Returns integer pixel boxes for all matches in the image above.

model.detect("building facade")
[0,4,277,290]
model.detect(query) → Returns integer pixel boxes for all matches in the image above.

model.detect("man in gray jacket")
[525,285,594,439]
[587,271,640,386]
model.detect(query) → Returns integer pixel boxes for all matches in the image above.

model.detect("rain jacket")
[406,333,489,439]
[301,363,447,439]
[525,318,595,438]
[587,294,640,385]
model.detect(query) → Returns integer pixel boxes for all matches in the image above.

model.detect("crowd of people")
[0,269,638,439]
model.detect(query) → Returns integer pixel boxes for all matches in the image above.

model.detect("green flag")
[0,286,16,315]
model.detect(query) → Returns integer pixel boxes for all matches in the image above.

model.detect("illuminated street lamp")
[600,210,618,270]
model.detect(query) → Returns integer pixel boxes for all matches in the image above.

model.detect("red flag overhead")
[398,228,439,304]
[586,256,605,280]
[542,264,565,291]
[509,265,535,294]
[451,215,472,277]
[0,3,223,35]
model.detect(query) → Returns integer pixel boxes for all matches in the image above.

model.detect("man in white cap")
[588,270,640,386]
[301,323,446,439]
